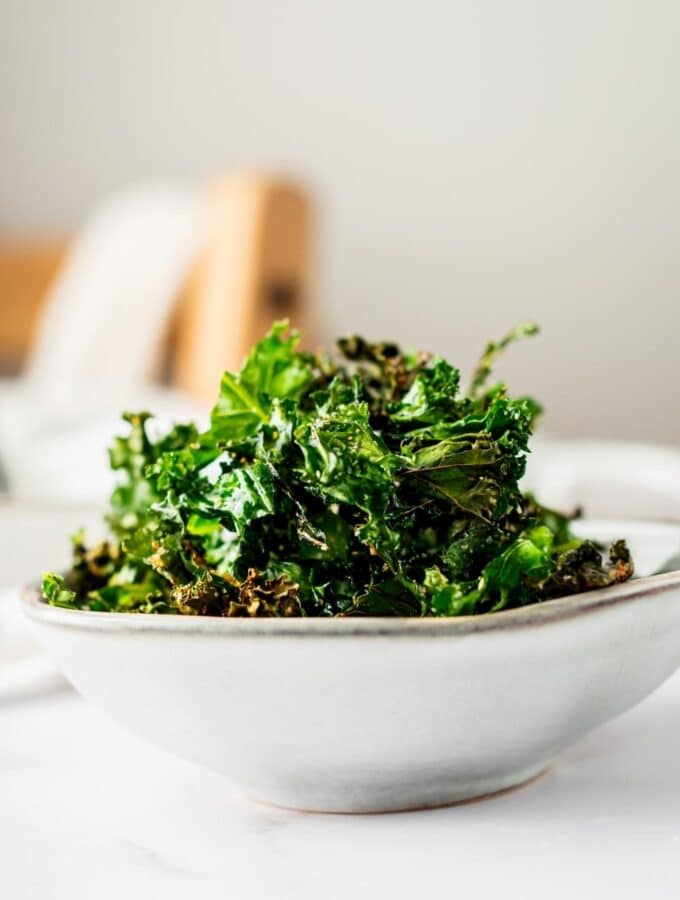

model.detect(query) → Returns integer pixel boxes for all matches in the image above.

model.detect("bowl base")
[243,762,550,815]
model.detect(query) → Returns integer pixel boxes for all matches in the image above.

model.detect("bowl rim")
[21,570,680,638]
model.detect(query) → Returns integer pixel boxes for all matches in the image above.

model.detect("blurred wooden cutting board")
[0,238,66,374]
[172,173,314,402]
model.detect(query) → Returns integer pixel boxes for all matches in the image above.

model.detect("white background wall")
[2,0,678,442]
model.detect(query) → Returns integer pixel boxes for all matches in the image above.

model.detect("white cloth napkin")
[0,183,207,504]
[26,183,203,398]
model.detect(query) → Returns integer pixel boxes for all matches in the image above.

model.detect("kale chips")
[43,323,633,617]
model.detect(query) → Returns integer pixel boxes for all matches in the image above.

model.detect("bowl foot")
[243,763,550,815]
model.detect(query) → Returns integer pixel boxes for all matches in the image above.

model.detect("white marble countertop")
[3,675,680,900]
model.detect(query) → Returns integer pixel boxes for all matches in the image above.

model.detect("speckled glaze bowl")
[22,522,680,813]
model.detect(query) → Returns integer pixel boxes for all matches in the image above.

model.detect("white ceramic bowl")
[22,522,680,813]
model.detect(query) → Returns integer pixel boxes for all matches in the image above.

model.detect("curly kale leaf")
[108,412,203,537]
[390,358,462,425]
[426,527,634,616]
[42,573,77,609]
[294,383,398,514]
[210,321,314,443]
[469,322,539,396]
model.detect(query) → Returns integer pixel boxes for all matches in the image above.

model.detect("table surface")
[2,502,680,899]
[3,675,680,900]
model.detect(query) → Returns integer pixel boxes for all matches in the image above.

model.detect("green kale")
[43,321,633,617]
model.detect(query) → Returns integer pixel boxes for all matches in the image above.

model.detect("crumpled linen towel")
[0,183,207,504]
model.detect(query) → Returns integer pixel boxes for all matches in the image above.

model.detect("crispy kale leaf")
[43,321,633,617]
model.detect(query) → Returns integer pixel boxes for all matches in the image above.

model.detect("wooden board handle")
[173,174,314,404]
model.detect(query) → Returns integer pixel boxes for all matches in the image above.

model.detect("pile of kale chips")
[44,322,633,618]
